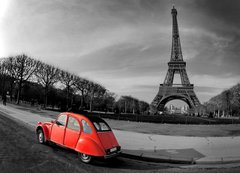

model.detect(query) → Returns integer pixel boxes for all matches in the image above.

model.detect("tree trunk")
[0,76,6,98]
[17,79,22,105]
[66,85,69,110]
[80,90,84,108]
[9,79,14,102]
[90,99,92,112]
[90,95,94,112]
[125,101,127,113]
[44,86,48,109]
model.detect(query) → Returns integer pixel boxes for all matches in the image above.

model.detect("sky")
[0,0,240,105]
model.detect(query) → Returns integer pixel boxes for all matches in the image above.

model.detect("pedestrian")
[2,93,7,106]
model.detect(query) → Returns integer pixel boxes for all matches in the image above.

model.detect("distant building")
[181,105,189,114]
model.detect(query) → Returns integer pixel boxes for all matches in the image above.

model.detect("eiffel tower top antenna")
[171,0,175,9]
[170,5,183,62]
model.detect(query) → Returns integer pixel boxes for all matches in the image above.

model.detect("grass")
[104,118,240,137]
[87,112,240,125]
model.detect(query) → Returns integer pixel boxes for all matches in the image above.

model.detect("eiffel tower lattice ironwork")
[150,6,201,114]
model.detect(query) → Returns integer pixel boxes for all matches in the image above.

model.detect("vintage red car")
[36,112,121,163]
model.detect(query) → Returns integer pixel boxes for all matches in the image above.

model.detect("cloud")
[179,0,240,77]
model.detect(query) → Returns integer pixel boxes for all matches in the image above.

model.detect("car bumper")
[104,150,121,159]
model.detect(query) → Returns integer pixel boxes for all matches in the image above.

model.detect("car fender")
[36,122,51,142]
[75,136,105,157]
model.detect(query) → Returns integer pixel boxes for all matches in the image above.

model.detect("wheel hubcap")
[38,131,43,143]
[82,154,89,160]
[80,153,91,163]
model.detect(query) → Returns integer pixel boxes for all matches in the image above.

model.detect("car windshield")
[92,119,111,132]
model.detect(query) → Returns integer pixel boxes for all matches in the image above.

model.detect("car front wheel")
[78,153,92,163]
[37,129,45,144]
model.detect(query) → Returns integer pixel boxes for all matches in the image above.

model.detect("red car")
[36,112,121,163]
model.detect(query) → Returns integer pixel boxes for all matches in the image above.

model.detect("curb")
[120,151,196,164]
[196,157,240,165]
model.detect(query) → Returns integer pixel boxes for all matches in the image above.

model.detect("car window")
[93,121,111,131]
[93,122,100,131]
[82,120,92,134]
[67,116,80,131]
[56,114,67,126]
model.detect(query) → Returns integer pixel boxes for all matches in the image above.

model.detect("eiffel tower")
[150,6,201,114]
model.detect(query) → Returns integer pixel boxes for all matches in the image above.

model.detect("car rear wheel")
[37,129,45,144]
[78,153,92,163]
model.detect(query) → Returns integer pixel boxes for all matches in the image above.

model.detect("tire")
[78,153,92,163]
[37,129,45,144]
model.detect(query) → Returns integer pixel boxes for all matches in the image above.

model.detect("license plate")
[110,147,117,152]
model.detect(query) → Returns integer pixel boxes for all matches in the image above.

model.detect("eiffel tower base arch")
[150,84,201,115]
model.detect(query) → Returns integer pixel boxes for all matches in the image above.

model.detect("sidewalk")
[0,104,240,166]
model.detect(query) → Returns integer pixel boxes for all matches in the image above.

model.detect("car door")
[64,116,81,149]
[50,114,67,145]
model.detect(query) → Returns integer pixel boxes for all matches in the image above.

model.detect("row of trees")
[0,54,149,113]
[115,96,150,114]
[204,83,240,117]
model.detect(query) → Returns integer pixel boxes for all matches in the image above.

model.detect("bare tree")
[0,58,8,97]
[4,57,18,101]
[222,90,232,116]
[10,55,39,104]
[103,91,116,112]
[74,77,90,109]
[116,96,149,114]
[35,63,60,108]
[206,83,240,117]
[139,100,149,114]
[88,82,106,112]
[60,71,76,110]
[2,56,118,112]
[232,84,240,116]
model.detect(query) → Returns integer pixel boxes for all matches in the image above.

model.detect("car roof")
[62,112,106,123]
